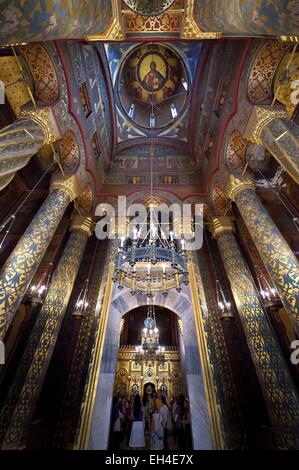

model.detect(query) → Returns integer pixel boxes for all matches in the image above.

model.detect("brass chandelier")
[112,204,189,296]
[112,80,189,296]
[135,304,165,364]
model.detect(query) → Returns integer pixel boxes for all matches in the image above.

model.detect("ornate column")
[53,241,110,449]
[226,175,299,336]
[0,107,60,191]
[210,217,299,449]
[0,174,80,340]
[193,249,245,449]
[1,215,93,449]
[244,106,299,184]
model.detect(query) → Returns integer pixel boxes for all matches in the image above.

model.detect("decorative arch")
[19,43,59,106]
[77,186,93,215]
[58,131,80,173]
[246,39,290,105]
[225,130,247,172]
[85,284,213,450]
[211,183,229,215]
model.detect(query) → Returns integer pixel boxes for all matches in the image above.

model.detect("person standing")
[160,395,170,450]
[155,389,162,411]
[150,404,164,450]
[174,395,185,449]
[110,397,124,449]
[129,394,145,449]
[183,398,192,449]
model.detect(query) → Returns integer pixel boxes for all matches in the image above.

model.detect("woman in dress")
[174,395,185,449]
[110,396,124,449]
[150,404,164,450]
[129,394,145,449]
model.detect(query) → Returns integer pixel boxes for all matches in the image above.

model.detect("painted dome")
[124,0,175,16]
[118,43,188,129]
[125,44,179,105]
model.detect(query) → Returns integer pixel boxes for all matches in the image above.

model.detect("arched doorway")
[85,285,215,450]
[114,306,184,402]
[111,305,190,449]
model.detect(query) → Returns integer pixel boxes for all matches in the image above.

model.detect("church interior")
[0,0,298,452]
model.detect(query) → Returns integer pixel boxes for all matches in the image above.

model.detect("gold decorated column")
[0,174,80,339]
[226,175,299,336]
[244,106,299,184]
[210,217,299,449]
[0,107,60,191]
[1,215,93,449]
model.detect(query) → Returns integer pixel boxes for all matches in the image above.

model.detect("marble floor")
[119,429,184,451]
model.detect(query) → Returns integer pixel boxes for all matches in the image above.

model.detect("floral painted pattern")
[0,0,112,44]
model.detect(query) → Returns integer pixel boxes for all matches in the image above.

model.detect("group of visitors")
[110,390,192,450]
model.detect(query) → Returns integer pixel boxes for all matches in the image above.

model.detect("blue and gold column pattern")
[226,175,299,336]
[0,174,80,340]
[210,217,299,449]
[244,107,299,185]
[0,107,58,191]
[1,215,93,449]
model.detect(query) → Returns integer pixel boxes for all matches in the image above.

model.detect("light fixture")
[216,279,234,320]
[112,81,189,297]
[72,240,99,318]
[135,304,165,365]
[72,278,90,318]
[112,205,189,297]
[255,266,281,308]
[29,262,53,304]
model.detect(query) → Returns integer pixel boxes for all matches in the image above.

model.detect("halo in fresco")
[125,44,180,105]
[124,0,175,16]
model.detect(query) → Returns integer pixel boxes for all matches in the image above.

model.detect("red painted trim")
[204,38,252,193]
[55,40,99,194]
[115,137,191,155]
[94,47,117,158]
[98,185,206,201]
[188,45,211,160]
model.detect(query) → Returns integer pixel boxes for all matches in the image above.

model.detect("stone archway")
[86,285,213,450]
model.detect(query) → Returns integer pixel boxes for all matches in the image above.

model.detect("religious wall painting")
[0,0,113,44]
[123,0,175,16]
[125,44,179,105]
[192,0,298,36]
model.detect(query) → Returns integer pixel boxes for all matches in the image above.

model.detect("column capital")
[225,175,255,201]
[70,215,94,237]
[209,216,235,239]
[20,106,60,145]
[243,106,287,144]
[50,174,81,201]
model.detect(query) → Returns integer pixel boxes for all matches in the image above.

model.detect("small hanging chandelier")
[255,267,281,308]
[72,278,90,318]
[29,263,53,304]
[135,304,165,365]
[215,279,234,320]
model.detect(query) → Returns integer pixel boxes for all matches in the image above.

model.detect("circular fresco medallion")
[137,52,168,93]
[124,44,180,106]
[124,0,175,16]
[118,43,188,129]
